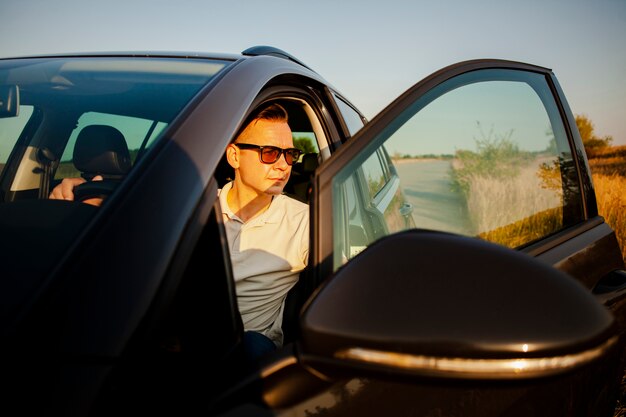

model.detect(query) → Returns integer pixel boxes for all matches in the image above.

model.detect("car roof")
[0,46,314,70]
[0,50,242,61]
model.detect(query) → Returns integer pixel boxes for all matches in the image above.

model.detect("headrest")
[73,125,131,179]
[301,153,319,173]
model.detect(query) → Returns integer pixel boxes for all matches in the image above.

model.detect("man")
[221,103,308,360]
[50,103,309,361]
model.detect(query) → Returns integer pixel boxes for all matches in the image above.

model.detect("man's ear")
[225,143,239,169]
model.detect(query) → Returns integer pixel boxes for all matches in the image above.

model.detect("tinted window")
[0,56,229,194]
[332,69,582,269]
[362,151,388,199]
[333,93,365,136]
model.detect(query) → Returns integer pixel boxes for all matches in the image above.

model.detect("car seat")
[73,125,131,180]
[71,125,131,201]
[284,152,318,203]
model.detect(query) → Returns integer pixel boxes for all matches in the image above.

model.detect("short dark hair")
[240,103,288,133]
[254,102,288,123]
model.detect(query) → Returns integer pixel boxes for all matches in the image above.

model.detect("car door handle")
[399,202,413,217]
[593,269,626,307]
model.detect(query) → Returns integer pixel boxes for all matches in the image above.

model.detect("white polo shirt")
[219,181,309,347]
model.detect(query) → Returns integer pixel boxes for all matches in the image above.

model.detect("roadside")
[589,145,626,264]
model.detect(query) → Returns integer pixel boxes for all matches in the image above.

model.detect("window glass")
[55,112,166,179]
[292,131,319,155]
[333,94,365,136]
[332,69,581,270]
[284,131,320,203]
[0,56,229,192]
[362,151,387,199]
[334,175,371,263]
[0,105,34,176]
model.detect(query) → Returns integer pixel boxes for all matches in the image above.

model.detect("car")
[1,46,625,417]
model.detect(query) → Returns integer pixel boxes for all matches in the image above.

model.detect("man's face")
[230,118,294,196]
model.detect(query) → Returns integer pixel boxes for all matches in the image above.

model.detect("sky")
[1,0,625,145]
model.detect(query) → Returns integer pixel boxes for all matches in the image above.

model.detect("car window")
[0,105,34,176]
[334,148,411,263]
[276,97,327,203]
[331,69,583,270]
[362,150,388,199]
[332,93,365,137]
[0,57,229,197]
[293,131,319,155]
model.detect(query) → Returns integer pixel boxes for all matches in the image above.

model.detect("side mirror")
[301,230,617,380]
[0,85,20,118]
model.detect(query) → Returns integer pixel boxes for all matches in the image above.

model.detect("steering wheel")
[73,180,119,202]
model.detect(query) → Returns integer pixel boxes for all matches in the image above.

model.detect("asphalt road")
[395,159,473,235]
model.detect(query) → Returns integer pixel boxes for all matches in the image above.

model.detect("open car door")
[305,59,625,416]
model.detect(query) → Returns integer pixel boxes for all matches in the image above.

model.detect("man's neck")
[227,182,273,222]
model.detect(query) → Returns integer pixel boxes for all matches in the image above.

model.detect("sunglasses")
[235,143,302,166]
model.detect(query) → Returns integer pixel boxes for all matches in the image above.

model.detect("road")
[394,159,473,235]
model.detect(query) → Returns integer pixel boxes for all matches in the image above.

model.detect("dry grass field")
[589,145,626,264]
[466,159,564,247]
[448,140,626,260]
[592,145,626,417]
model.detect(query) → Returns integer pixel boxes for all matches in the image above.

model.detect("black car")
[1,47,625,416]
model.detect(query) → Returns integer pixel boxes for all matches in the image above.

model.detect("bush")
[452,132,533,194]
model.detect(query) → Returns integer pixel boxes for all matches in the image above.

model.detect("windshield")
[0,56,229,183]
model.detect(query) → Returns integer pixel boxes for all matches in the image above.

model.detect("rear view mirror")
[0,85,20,118]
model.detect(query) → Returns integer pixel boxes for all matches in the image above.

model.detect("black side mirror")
[0,85,20,118]
[301,230,617,381]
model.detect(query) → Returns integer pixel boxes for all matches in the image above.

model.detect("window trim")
[330,90,367,138]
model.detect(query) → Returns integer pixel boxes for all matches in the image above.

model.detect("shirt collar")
[263,195,284,224]
[219,181,282,224]
[219,181,241,222]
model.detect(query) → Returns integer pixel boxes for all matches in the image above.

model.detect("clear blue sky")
[2,0,624,145]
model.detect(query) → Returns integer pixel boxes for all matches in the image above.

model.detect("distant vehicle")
[1,47,625,416]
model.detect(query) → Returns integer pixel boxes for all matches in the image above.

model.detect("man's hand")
[49,175,104,206]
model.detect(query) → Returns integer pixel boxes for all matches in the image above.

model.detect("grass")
[450,139,626,260]
[593,174,626,260]
[462,158,562,243]
[477,207,562,249]
[589,145,626,264]
[594,147,626,417]
[450,137,565,248]
[588,145,626,176]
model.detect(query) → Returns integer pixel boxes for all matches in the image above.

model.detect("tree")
[576,114,613,154]
[293,136,317,154]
